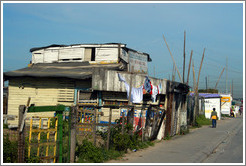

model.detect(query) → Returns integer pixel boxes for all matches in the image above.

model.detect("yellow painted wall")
[7,77,75,127]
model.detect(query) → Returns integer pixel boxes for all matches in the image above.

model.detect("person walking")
[211,108,218,128]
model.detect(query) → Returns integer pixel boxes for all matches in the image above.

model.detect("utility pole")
[183,31,186,83]
[208,75,209,89]
[232,80,233,98]
[230,83,231,94]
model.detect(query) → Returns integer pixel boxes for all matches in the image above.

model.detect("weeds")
[195,115,211,128]
[164,133,171,140]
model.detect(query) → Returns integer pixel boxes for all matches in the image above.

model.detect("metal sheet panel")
[92,70,167,94]
[129,50,148,74]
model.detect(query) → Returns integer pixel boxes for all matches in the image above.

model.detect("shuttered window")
[57,81,74,102]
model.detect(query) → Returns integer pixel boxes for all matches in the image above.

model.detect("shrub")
[195,115,211,127]
[76,139,104,163]
[3,134,18,163]
[164,133,171,140]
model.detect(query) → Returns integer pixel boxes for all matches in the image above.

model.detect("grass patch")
[221,114,231,118]
[195,115,211,128]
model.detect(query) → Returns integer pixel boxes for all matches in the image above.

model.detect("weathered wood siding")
[92,69,167,94]
[95,48,118,62]
[7,77,75,127]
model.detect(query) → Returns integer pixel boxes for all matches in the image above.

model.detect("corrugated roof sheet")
[4,62,125,80]
[189,93,221,98]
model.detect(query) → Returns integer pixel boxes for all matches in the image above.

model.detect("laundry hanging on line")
[118,73,162,103]
[118,73,143,103]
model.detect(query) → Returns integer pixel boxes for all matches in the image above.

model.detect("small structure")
[190,93,221,120]
[4,43,189,140]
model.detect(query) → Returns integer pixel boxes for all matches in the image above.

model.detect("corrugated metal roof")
[4,62,125,80]
[189,93,221,98]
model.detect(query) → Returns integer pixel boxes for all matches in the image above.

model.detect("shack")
[4,43,189,139]
[190,93,221,120]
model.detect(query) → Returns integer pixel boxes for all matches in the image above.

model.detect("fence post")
[141,108,144,142]
[121,109,125,135]
[106,107,112,150]
[93,108,97,146]
[18,105,25,163]
[70,106,77,163]
[57,111,63,163]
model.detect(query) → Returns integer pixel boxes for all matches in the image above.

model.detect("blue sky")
[2,2,244,98]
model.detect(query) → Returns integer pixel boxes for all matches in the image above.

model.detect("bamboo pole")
[192,61,196,91]
[186,50,193,85]
[183,31,186,83]
[215,67,225,89]
[162,35,182,82]
[196,48,205,92]
[192,61,197,125]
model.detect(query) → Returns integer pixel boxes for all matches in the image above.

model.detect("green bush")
[195,115,211,128]
[3,134,18,163]
[76,139,105,163]
[3,123,8,129]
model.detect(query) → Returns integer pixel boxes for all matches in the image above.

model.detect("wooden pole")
[70,106,77,163]
[215,67,225,89]
[186,50,193,85]
[162,35,182,82]
[93,108,97,146]
[172,63,176,81]
[232,80,233,97]
[18,105,25,163]
[19,97,31,133]
[196,48,205,92]
[128,73,133,105]
[192,61,197,92]
[106,107,112,150]
[121,110,125,134]
[192,61,197,125]
[183,31,186,83]
[141,108,144,142]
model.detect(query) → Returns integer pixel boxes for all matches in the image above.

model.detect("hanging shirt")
[118,73,143,103]
[151,85,158,102]
[144,76,152,93]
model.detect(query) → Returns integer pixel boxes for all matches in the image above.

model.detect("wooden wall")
[7,77,75,127]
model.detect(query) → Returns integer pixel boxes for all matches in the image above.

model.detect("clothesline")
[118,73,162,104]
